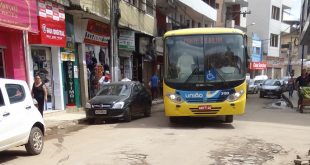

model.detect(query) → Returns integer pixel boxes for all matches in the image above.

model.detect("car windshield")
[165,34,245,84]
[263,80,280,86]
[97,84,131,96]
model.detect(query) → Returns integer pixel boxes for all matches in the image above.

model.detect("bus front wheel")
[224,115,233,123]
[169,117,179,123]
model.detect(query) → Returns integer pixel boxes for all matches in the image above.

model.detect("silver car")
[247,79,259,94]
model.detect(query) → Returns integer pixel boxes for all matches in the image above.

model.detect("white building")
[247,0,291,79]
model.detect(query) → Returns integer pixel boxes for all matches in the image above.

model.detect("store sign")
[61,52,75,61]
[84,19,110,47]
[119,30,135,51]
[28,0,66,47]
[250,62,267,70]
[266,56,284,68]
[64,61,75,105]
[0,0,38,32]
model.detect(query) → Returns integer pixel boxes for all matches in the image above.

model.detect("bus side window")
[0,89,4,107]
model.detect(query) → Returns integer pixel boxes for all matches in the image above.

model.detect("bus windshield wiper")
[185,67,199,83]
[212,68,226,83]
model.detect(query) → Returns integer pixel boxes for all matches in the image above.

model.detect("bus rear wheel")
[224,115,233,123]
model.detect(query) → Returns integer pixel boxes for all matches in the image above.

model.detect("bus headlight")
[166,94,184,104]
[226,90,244,102]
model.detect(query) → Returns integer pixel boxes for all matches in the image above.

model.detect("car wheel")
[144,104,151,117]
[87,118,95,124]
[25,127,44,155]
[223,115,233,123]
[124,107,132,122]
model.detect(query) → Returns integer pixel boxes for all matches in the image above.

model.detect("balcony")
[282,0,292,9]
[224,0,248,7]
[178,0,217,21]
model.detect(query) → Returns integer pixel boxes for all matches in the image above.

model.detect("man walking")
[150,72,159,100]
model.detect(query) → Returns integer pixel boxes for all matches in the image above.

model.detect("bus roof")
[164,28,244,38]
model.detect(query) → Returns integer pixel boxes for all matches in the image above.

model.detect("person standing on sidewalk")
[150,72,159,100]
[288,74,295,98]
[31,75,47,116]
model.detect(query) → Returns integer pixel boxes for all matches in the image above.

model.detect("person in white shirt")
[177,53,195,80]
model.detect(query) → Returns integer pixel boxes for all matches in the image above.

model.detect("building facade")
[247,0,292,79]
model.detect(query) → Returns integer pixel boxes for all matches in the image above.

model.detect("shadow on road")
[0,150,29,163]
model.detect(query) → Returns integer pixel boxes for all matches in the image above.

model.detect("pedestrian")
[31,75,47,116]
[98,70,111,88]
[150,72,159,100]
[295,69,309,87]
[287,74,295,98]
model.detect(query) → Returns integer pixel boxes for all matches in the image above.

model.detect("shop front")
[0,0,38,80]
[83,19,110,99]
[119,29,135,80]
[28,0,67,110]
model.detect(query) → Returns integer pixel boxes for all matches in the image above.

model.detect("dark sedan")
[85,81,152,123]
[259,79,284,99]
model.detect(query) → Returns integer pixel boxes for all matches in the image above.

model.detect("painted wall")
[0,29,26,81]
[119,1,156,36]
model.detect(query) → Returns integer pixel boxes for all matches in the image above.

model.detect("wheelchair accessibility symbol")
[206,69,216,81]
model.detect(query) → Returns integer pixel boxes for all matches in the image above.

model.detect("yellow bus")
[163,28,248,123]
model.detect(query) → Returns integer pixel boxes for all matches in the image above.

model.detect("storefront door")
[0,48,5,78]
[31,47,54,110]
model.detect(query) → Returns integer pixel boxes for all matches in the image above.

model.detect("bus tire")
[224,115,233,123]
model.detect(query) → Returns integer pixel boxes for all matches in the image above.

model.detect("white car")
[0,78,45,155]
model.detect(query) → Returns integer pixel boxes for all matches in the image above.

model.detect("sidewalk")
[43,98,163,135]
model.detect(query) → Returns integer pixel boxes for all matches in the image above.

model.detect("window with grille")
[271,6,280,20]
[270,34,279,47]
[146,0,153,15]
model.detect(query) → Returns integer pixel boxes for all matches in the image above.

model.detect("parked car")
[247,79,259,94]
[254,80,265,90]
[85,81,152,123]
[259,79,284,98]
[0,78,45,155]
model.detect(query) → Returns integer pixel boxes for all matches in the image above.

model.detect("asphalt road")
[1,94,310,165]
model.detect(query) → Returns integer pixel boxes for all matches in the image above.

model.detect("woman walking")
[31,75,47,116]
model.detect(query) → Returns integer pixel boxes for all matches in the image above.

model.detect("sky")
[283,0,301,20]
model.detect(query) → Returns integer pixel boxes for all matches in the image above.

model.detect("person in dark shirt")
[296,69,309,87]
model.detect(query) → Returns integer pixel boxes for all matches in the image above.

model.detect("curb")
[45,118,87,136]
[282,93,294,109]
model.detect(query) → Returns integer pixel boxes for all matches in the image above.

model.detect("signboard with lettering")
[119,29,135,51]
[64,61,75,105]
[84,19,110,47]
[249,62,267,70]
[0,0,38,32]
[28,0,66,47]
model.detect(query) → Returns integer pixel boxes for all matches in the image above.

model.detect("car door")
[130,84,142,116]
[0,83,29,148]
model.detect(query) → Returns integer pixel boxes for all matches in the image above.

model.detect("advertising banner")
[28,0,66,47]
[84,19,110,47]
[0,0,38,32]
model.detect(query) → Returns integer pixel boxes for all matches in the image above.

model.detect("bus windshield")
[165,34,246,84]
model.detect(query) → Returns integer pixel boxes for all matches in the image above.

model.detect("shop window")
[5,84,25,104]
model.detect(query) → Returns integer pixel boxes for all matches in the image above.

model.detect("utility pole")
[110,0,120,82]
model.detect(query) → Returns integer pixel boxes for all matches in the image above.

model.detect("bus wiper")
[212,68,227,84]
[185,67,199,83]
